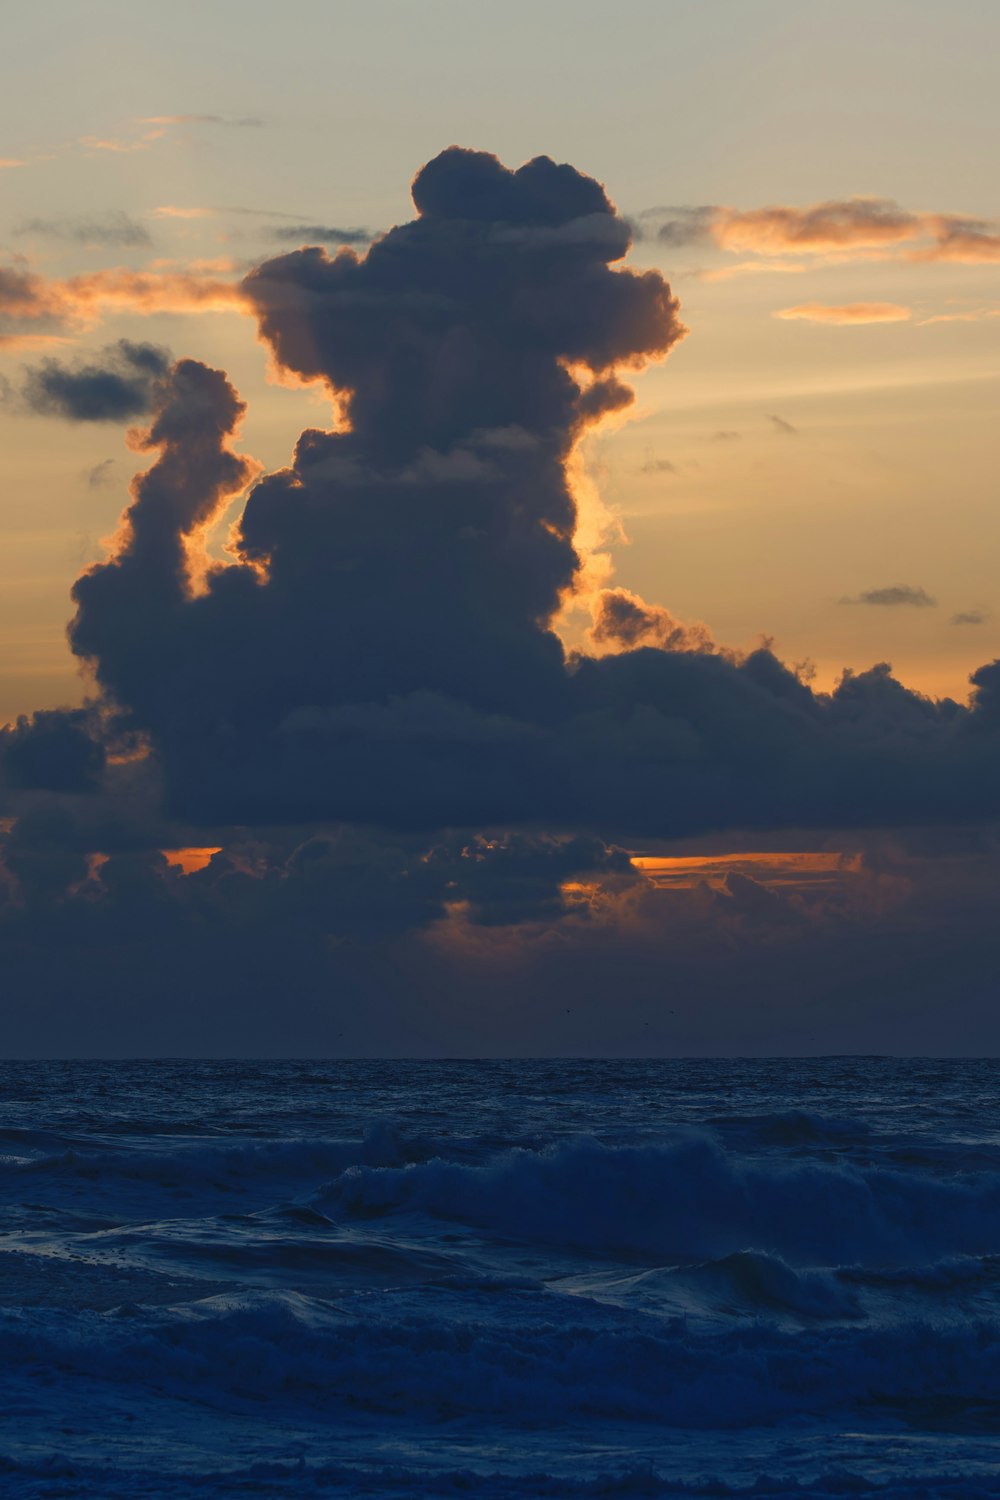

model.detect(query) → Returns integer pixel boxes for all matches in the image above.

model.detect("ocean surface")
[2,1059,1000,1498]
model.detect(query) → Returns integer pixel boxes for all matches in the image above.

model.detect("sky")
[0,1,998,1055]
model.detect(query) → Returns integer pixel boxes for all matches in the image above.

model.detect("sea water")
[1,1058,1000,1497]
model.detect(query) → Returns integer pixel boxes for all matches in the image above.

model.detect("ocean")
[1,1058,1000,1497]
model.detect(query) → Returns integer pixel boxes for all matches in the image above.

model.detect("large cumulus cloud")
[57,145,1000,839]
[2,145,1000,1054]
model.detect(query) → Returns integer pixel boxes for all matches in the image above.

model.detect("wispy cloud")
[840,585,937,608]
[269,224,372,247]
[767,413,798,435]
[915,215,1000,265]
[15,212,152,248]
[775,302,911,325]
[153,206,214,220]
[917,307,1000,326]
[0,263,248,345]
[647,197,1000,269]
[714,198,920,256]
[950,609,990,626]
[138,114,263,128]
[0,158,25,170]
[84,458,116,488]
[79,131,164,154]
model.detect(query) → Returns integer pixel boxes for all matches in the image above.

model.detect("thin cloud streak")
[0,264,248,344]
[15,213,152,248]
[775,303,912,325]
[650,197,1000,268]
[840,585,938,608]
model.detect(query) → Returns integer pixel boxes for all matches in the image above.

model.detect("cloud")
[85,458,116,488]
[918,307,1000,326]
[5,145,1000,1054]
[79,135,156,155]
[951,609,989,626]
[0,263,248,344]
[651,206,717,246]
[710,430,741,441]
[585,589,713,656]
[646,198,1000,269]
[68,147,684,827]
[639,456,677,475]
[713,198,921,256]
[14,213,152,248]
[19,340,171,422]
[840,585,938,608]
[268,224,373,246]
[775,303,912,325]
[916,215,1000,265]
[767,413,798,435]
[153,206,214,220]
[138,114,263,128]
[0,709,106,793]
[0,158,26,170]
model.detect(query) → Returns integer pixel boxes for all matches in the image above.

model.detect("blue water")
[2,1059,1000,1497]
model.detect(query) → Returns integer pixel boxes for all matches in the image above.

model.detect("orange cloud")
[0,158,25,169]
[632,851,863,893]
[79,134,159,154]
[916,216,1000,264]
[162,847,223,875]
[917,307,1000,325]
[0,263,249,343]
[714,198,921,256]
[774,302,912,325]
[667,198,1000,269]
[154,205,214,220]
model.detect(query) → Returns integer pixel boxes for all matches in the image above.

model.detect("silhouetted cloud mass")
[21,340,171,422]
[4,146,1000,1053]
[55,147,1000,843]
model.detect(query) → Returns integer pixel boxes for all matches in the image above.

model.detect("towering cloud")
[69,147,686,825]
[52,147,1000,840]
[3,146,1000,1053]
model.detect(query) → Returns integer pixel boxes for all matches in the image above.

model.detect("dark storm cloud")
[268,224,372,246]
[5,144,1000,1055]
[55,146,1000,845]
[14,212,152,248]
[0,709,106,794]
[21,340,172,422]
[841,585,938,608]
[69,146,684,826]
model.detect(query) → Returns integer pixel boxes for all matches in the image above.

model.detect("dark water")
[2,1058,1000,1497]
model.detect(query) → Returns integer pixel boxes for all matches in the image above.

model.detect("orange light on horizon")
[162,847,222,876]
[631,850,862,892]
